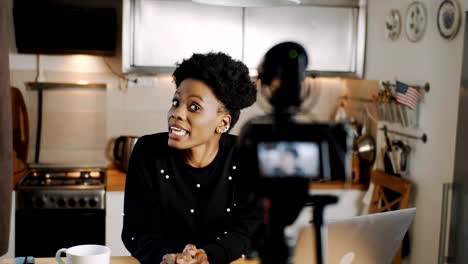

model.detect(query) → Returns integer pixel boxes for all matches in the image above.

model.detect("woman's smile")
[169,124,189,138]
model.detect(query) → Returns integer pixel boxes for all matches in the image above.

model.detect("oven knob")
[35,197,46,208]
[68,198,77,207]
[89,197,99,207]
[79,198,87,207]
[57,198,66,208]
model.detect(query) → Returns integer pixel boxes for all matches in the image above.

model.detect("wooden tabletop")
[0,256,259,264]
[0,256,139,264]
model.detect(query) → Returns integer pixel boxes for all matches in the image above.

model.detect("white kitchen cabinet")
[122,0,366,77]
[123,0,243,72]
[106,192,130,256]
[244,5,364,75]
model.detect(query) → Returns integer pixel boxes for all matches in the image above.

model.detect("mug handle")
[55,248,67,264]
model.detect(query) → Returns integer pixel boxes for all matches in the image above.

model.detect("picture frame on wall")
[437,0,461,40]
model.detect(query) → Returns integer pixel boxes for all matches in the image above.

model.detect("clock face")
[437,0,461,40]
[385,9,401,41]
[405,1,427,42]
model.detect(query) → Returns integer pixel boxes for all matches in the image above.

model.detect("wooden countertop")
[11,163,367,192]
[106,163,368,192]
[106,163,127,192]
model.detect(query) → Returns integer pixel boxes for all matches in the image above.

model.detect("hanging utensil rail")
[380,125,427,143]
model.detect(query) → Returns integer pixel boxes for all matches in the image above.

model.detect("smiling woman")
[121,52,261,264]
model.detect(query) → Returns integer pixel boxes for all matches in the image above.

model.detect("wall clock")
[437,0,461,40]
[386,9,401,41]
[405,1,427,42]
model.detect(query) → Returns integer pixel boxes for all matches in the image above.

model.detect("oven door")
[15,208,105,257]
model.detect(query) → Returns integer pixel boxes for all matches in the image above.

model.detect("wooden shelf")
[25,81,107,90]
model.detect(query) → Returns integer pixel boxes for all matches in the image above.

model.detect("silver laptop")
[294,208,416,264]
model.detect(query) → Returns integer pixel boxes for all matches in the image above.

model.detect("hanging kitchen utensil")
[392,144,402,174]
[391,140,411,175]
[354,110,376,183]
[355,110,376,165]
[400,142,411,172]
[382,126,396,175]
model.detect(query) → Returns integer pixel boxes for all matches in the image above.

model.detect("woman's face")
[167,78,230,150]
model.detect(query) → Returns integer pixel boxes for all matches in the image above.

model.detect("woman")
[122,52,262,264]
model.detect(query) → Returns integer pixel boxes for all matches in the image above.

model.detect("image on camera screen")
[257,141,320,179]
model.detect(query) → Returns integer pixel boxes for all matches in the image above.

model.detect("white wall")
[366,1,466,263]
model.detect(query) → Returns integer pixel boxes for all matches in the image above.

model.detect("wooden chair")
[368,170,412,264]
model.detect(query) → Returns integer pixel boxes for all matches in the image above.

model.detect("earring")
[216,125,229,133]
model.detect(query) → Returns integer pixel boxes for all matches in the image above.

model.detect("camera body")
[238,114,353,184]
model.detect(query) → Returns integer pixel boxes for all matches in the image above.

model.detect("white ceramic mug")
[55,244,111,264]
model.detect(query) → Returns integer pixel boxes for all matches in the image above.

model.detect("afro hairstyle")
[172,52,256,129]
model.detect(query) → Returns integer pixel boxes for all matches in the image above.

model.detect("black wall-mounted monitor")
[13,0,117,56]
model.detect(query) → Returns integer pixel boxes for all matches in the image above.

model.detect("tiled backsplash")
[9,54,352,165]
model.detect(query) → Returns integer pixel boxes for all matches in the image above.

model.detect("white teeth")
[170,127,187,136]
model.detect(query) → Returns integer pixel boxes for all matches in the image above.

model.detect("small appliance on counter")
[112,136,139,172]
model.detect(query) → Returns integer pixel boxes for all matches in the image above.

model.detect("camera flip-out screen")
[258,141,321,179]
[239,118,351,183]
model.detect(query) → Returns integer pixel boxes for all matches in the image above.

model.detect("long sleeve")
[201,141,263,264]
[121,136,175,263]
[203,183,263,264]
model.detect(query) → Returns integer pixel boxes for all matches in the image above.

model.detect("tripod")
[257,192,338,264]
[306,194,339,264]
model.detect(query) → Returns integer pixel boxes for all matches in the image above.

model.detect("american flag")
[395,81,421,110]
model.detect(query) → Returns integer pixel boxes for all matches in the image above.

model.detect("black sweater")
[122,133,262,264]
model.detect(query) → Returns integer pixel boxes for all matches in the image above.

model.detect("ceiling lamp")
[191,0,301,7]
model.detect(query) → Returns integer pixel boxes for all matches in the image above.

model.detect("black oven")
[15,208,105,257]
[15,168,106,257]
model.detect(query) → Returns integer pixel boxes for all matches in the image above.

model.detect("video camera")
[237,42,353,264]
[238,41,353,188]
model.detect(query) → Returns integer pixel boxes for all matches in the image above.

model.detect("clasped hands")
[161,244,209,264]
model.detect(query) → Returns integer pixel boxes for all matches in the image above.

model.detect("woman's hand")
[182,244,209,264]
[160,252,192,264]
[160,244,209,264]
[161,253,176,264]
